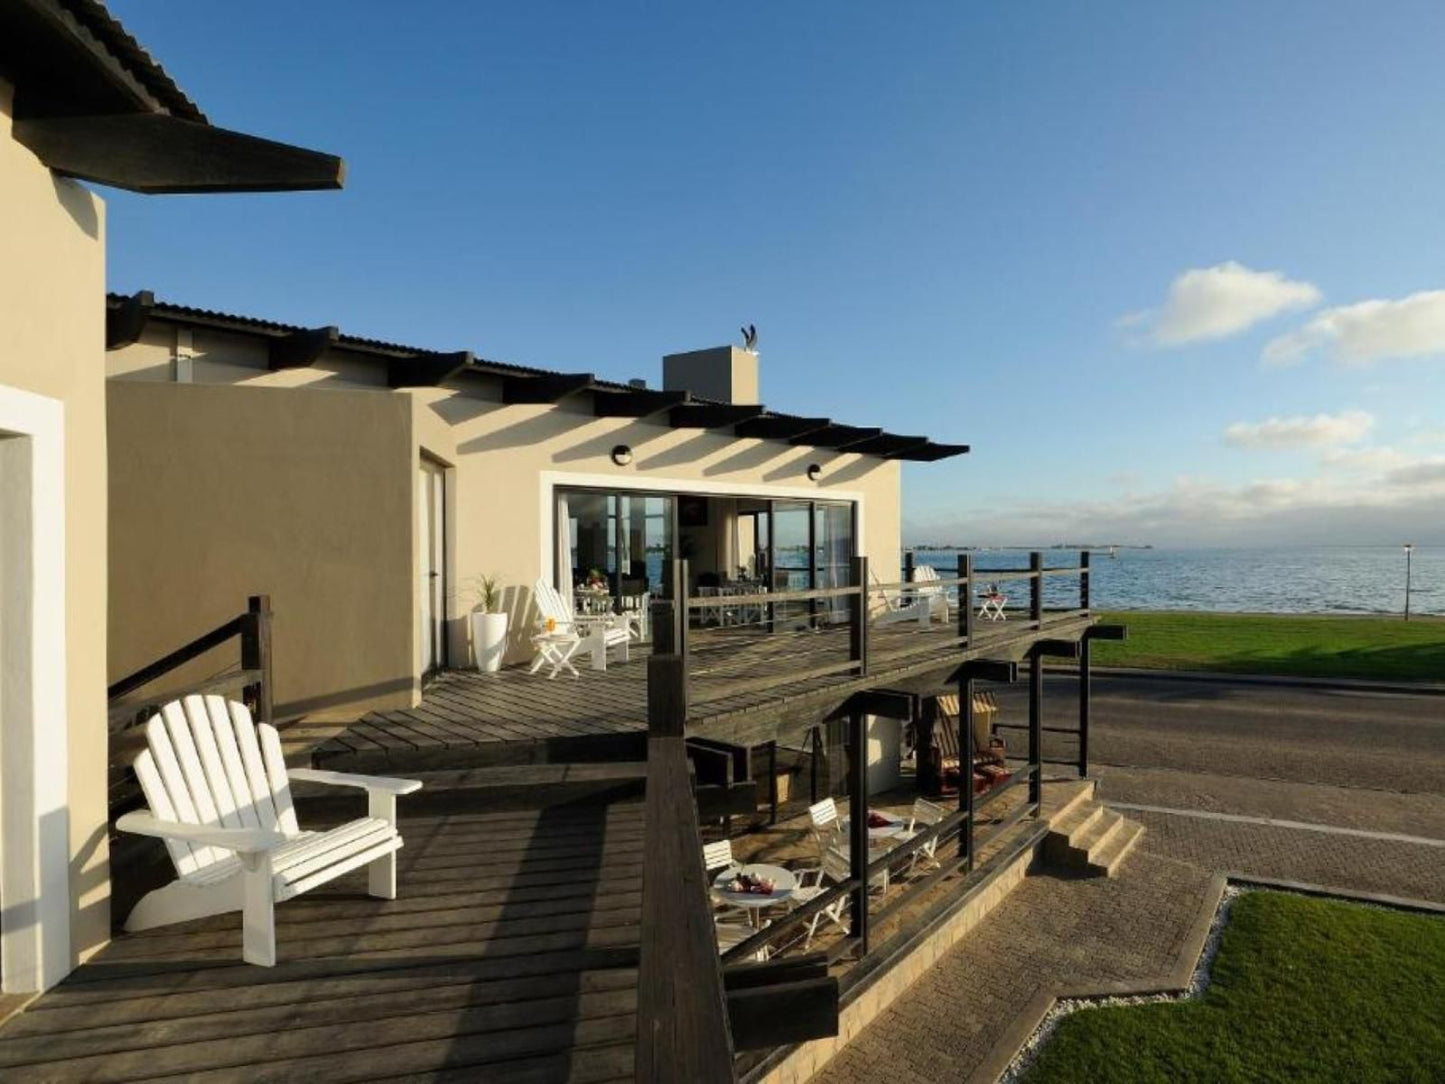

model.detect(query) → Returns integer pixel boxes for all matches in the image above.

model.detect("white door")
[418,459,446,674]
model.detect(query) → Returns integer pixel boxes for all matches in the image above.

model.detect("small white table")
[840,811,907,841]
[529,631,581,679]
[977,591,1007,622]
[712,863,798,925]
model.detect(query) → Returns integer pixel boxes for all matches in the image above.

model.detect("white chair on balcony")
[912,565,954,624]
[116,694,422,967]
[533,578,630,671]
[902,797,949,875]
[872,569,933,626]
[786,848,855,950]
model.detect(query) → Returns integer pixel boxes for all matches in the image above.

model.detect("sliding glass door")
[557,489,675,616]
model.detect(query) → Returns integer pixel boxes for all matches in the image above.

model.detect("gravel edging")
[989,877,1445,1084]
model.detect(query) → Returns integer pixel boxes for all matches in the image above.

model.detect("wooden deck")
[0,799,644,1082]
[314,615,1093,771]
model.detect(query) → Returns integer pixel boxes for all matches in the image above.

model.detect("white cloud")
[1223,410,1373,449]
[1125,261,1321,346]
[907,449,1445,548]
[1262,288,1445,366]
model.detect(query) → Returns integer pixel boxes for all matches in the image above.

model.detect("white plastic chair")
[912,565,954,623]
[716,915,771,961]
[116,694,422,966]
[702,839,740,878]
[534,578,630,670]
[785,852,852,950]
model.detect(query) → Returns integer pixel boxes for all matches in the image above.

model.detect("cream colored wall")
[0,82,110,965]
[107,381,417,719]
[107,332,904,690]
[408,384,903,667]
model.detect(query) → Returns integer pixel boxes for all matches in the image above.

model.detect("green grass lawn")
[1082,611,1445,683]
[1023,891,1445,1084]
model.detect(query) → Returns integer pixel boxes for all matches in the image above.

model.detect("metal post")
[242,594,273,726]
[768,741,779,825]
[917,695,938,797]
[847,706,869,953]
[810,726,821,804]
[1405,544,1414,621]
[849,555,869,676]
[904,550,915,587]
[958,552,973,645]
[1080,550,1091,613]
[1078,636,1091,779]
[959,671,975,867]
[1029,646,1043,808]
[1030,551,1043,629]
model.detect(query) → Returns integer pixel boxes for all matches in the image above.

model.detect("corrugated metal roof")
[58,0,207,122]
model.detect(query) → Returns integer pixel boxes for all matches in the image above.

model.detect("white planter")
[471,611,509,672]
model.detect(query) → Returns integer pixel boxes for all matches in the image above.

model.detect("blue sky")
[106,2,1445,546]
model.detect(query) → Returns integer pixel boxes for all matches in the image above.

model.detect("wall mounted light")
[611,444,634,467]
[806,463,822,482]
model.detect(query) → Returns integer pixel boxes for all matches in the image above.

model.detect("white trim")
[538,469,867,588]
[0,383,70,993]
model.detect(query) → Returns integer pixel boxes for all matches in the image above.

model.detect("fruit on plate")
[727,872,777,895]
[867,812,894,829]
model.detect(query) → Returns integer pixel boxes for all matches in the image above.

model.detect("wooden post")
[648,653,689,738]
[959,552,973,645]
[904,550,915,587]
[849,556,869,677]
[810,726,822,804]
[242,594,273,726]
[1079,550,1091,613]
[654,558,689,656]
[916,695,938,797]
[1030,551,1043,629]
[847,706,869,953]
[768,741,779,825]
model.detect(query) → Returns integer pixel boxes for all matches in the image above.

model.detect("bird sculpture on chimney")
[740,323,758,353]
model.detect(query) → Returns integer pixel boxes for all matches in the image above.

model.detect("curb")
[1043,664,1445,697]
[971,873,1445,1084]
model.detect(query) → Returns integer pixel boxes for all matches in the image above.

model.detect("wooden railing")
[107,594,273,733]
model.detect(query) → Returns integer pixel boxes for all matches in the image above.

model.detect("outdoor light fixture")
[806,463,822,482]
[611,444,633,467]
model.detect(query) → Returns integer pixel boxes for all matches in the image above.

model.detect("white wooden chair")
[116,695,422,967]
[716,915,771,961]
[872,570,932,626]
[786,849,855,950]
[702,838,740,878]
[911,564,954,624]
[533,578,630,671]
[903,797,949,875]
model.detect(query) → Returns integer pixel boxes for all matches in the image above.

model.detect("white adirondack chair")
[116,695,422,967]
[533,578,630,671]
[911,565,954,624]
[872,569,932,626]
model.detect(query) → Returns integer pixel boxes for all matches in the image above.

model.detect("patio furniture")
[872,569,932,626]
[716,914,772,961]
[711,863,799,927]
[702,839,741,878]
[976,584,1007,621]
[929,692,1009,797]
[619,591,651,641]
[786,850,853,949]
[529,630,582,679]
[911,564,954,623]
[534,578,629,671]
[903,797,949,874]
[115,694,422,967]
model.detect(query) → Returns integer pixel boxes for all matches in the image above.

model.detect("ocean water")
[911,546,1445,617]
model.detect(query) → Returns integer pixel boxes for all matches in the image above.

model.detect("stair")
[1041,798,1144,877]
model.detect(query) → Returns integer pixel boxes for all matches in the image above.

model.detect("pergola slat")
[388,350,474,388]
[669,403,766,429]
[593,389,690,418]
[501,372,596,404]
[734,415,832,441]
[269,326,339,370]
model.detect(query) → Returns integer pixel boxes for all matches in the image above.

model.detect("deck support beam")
[847,705,868,953]
[269,325,339,370]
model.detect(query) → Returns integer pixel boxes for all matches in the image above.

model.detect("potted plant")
[467,574,508,673]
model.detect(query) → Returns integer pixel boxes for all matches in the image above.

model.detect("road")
[992,673,1445,839]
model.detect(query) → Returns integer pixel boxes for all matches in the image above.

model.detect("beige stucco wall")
[107,381,416,719]
[0,81,111,965]
[107,330,904,700]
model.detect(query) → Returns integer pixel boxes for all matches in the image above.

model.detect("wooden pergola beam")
[951,659,1018,684]
[670,403,767,429]
[1085,624,1128,641]
[105,289,154,349]
[845,433,930,457]
[734,415,832,441]
[593,388,690,418]
[793,424,883,449]
[1034,639,1081,659]
[501,372,596,404]
[268,326,339,370]
[388,350,474,389]
[893,441,971,462]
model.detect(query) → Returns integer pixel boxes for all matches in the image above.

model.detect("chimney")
[662,347,759,405]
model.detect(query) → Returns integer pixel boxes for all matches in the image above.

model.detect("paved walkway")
[815,806,1445,1084]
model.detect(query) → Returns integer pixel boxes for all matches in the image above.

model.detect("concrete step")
[1039,799,1145,878]
[1089,817,1145,876]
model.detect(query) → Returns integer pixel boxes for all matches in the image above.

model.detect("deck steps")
[1041,797,1144,877]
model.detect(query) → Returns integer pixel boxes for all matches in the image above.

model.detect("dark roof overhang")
[1,0,344,193]
[793,424,883,450]
[106,292,970,462]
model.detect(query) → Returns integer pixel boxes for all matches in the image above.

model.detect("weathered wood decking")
[316,615,1094,771]
[1,800,644,1082]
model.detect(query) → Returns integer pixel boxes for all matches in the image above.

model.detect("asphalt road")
[991,673,1445,837]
